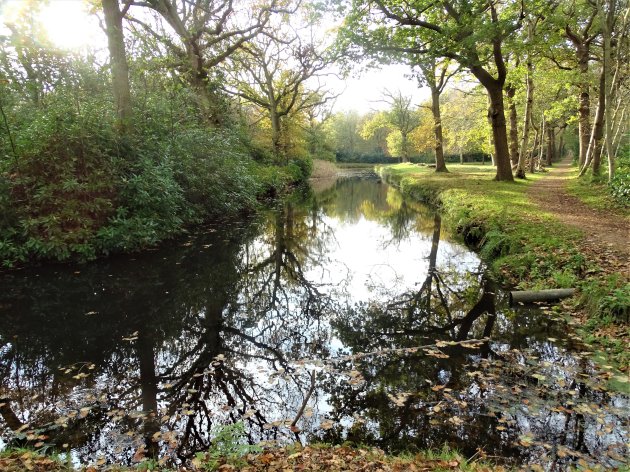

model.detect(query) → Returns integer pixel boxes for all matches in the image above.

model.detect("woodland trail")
[527,158,629,276]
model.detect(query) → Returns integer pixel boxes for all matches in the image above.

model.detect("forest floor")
[0,445,499,472]
[527,158,629,274]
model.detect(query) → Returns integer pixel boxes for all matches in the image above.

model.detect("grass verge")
[565,170,630,217]
[378,163,629,367]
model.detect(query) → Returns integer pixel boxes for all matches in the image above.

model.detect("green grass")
[379,163,628,364]
[566,168,630,217]
[380,164,583,288]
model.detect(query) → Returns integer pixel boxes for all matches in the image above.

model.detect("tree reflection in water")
[0,179,627,469]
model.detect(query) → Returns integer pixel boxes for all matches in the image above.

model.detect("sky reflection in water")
[0,178,627,470]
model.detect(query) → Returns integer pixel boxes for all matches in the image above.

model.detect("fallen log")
[509,288,576,306]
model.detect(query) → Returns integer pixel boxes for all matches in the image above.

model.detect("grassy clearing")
[379,163,629,366]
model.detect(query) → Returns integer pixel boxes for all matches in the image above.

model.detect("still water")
[0,178,627,470]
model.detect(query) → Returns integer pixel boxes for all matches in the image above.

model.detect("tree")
[515,57,534,179]
[441,88,492,162]
[555,0,600,168]
[228,31,331,161]
[339,0,524,181]
[127,0,276,123]
[327,111,362,158]
[412,58,457,172]
[363,90,420,162]
[102,0,132,130]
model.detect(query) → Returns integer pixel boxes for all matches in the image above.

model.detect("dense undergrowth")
[0,68,309,268]
[379,163,629,366]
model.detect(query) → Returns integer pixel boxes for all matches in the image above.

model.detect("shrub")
[1,91,118,263]
[0,54,300,266]
[609,145,629,206]
[192,422,262,471]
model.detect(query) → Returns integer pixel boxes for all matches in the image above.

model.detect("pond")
[0,177,627,470]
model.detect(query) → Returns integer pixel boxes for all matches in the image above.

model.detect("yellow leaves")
[425,349,449,359]
[387,392,412,407]
[54,416,69,427]
[319,419,335,430]
[518,434,535,447]
[448,416,464,426]
[0,451,61,472]
[242,408,257,419]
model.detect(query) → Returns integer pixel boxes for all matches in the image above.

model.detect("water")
[0,178,627,470]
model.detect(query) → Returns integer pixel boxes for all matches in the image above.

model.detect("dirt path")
[527,159,629,273]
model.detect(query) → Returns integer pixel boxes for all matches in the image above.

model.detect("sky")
[0,0,430,114]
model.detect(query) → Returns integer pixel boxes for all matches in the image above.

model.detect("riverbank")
[0,156,306,270]
[378,162,629,367]
[0,445,500,471]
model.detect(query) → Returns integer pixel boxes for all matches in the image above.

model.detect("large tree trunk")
[546,126,555,166]
[576,47,591,168]
[506,85,519,167]
[585,70,606,176]
[431,90,448,172]
[538,118,546,170]
[401,132,409,162]
[102,0,132,130]
[530,119,539,173]
[486,85,513,181]
[516,61,534,179]
[185,43,221,125]
[270,107,282,159]
[601,0,616,181]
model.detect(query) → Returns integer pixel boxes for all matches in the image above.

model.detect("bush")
[609,145,630,206]
[0,50,303,267]
[287,156,313,181]
[1,91,118,264]
[580,276,630,325]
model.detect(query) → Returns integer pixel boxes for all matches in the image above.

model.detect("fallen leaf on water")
[320,419,335,430]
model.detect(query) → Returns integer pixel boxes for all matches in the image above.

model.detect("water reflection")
[0,179,627,470]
